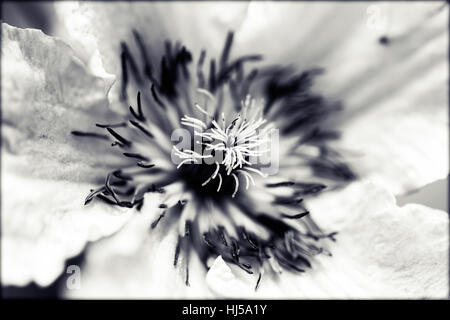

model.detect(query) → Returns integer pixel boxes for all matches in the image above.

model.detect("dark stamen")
[281,211,310,219]
[84,186,106,205]
[273,196,304,206]
[266,181,295,188]
[209,58,216,92]
[106,128,132,147]
[122,152,149,161]
[121,42,143,85]
[137,162,155,168]
[203,233,215,249]
[174,236,181,267]
[217,226,228,246]
[220,31,234,69]
[294,184,326,196]
[255,272,262,291]
[151,84,166,110]
[105,173,120,204]
[185,248,190,287]
[185,220,192,237]
[136,91,144,117]
[112,170,133,181]
[120,47,129,101]
[151,211,166,229]
[132,29,156,82]
[231,239,240,262]
[71,131,109,140]
[217,55,262,85]
[197,49,206,88]
[129,119,154,139]
[97,194,119,206]
[95,122,127,129]
[240,68,259,97]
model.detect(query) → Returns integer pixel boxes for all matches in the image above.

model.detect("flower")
[69,26,355,288]
[1,1,448,298]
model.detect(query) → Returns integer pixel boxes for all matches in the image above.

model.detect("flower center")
[71,30,354,289]
[175,91,270,198]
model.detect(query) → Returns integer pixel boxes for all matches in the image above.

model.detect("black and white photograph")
[1,1,449,301]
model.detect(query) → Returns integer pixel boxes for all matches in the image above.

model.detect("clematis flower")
[1,1,448,298]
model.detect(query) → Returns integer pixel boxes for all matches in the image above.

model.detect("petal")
[206,181,448,298]
[326,5,449,195]
[1,172,134,287]
[64,193,212,298]
[235,2,448,194]
[54,1,250,108]
[1,23,121,183]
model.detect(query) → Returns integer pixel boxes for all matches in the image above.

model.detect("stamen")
[106,128,132,147]
[177,159,196,169]
[255,272,263,291]
[194,102,212,118]
[281,211,310,219]
[151,211,166,229]
[84,186,106,205]
[174,236,181,267]
[129,120,154,138]
[136,162,155,168]
[217,173,223,192]
[131,91,146,121]
[231,173,239,198]
[132,29,156,83]
[197,50,206,88]
[95,122,127,129]
[71,131,109,140]
[209,58,216,91]
[237,170,255,189]
[151,84,166,110]
[122,152,149,161]
[196,88,216,101]
[201,162,220,187]
[244,167,268,178]
[220,31,233,69]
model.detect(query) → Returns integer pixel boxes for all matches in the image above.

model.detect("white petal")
[64,193,212,298]
[1,23,122,183]
[54,1,250,109]
[205,256,254,297]
[1,172,134,287]
[235,2,448,194]
[206,181,448,298]
[326,6,448,195]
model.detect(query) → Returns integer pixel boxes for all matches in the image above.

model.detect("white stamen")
[174,93,270,197]
[212,161,220,179]
[244,167,268,178]
[177,159,195,169]
[217,173,223,192]
[201,177,212,186]
[237,170,255,190]
[196,88,216,101]
[195,103,212,118]
[182,115,207,128]
[201,162,220,187]
[231,173,239,198]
